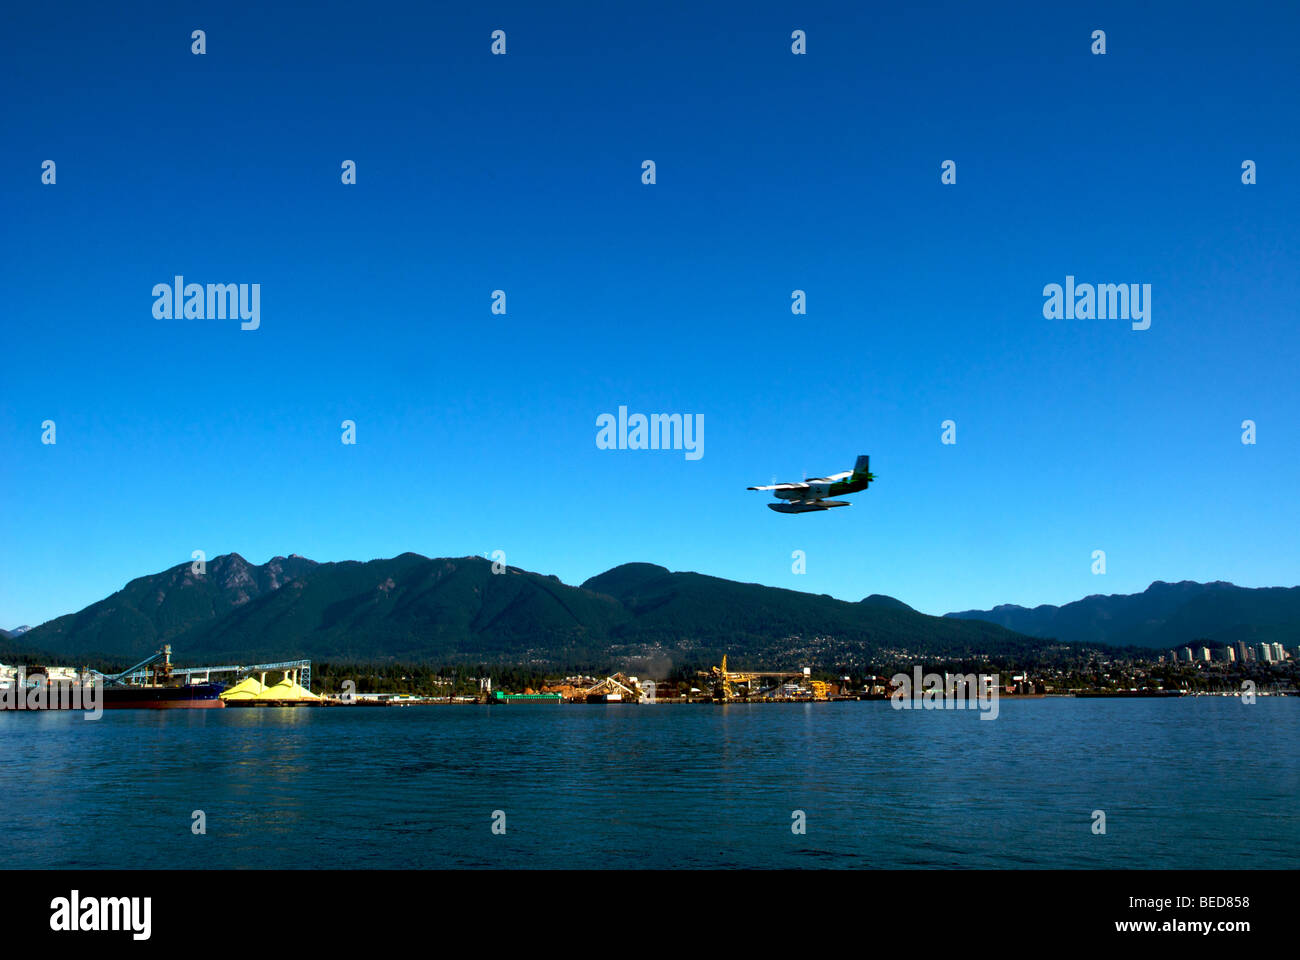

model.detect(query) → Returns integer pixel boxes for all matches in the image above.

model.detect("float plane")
[748,455,875,513]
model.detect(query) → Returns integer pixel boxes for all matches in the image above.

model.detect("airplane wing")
[747,482,809,491]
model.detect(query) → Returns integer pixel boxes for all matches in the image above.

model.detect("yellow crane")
[701,655,821,701]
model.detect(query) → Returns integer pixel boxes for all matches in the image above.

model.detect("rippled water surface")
[3,698,1296,869]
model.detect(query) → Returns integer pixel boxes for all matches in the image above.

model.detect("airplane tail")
[851,455,871,480]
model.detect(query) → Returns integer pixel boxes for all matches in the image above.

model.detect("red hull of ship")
[102,682,228,709]
[103,698,226,709]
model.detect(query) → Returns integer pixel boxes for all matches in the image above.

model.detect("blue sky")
[3,1,1298,629]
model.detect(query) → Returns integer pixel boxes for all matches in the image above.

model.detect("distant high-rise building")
[1271,642,1287,661]
[1221,646,1236,663]
[1199,646,1212,662]
[1237,641,1251,663]
[1258,643,1274,663]
[1179,647,1194,662]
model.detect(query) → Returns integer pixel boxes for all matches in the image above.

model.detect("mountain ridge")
[15,555,1297,666]
[945,580,1300,649]
[14,553,1038,667]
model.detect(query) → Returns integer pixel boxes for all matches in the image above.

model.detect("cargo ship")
[1,644,227,710]
[0,675,226,710]
[102,682,226,709]
[100,644,226,709]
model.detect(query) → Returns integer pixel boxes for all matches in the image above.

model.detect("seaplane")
[748,454,875,513]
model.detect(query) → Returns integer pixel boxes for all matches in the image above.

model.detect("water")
[2,698,1296,869]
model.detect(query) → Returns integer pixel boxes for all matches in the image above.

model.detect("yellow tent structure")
[220,675,266,701]
[256,672,321,702]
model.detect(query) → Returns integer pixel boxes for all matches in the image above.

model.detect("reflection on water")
[1,699,1297,869]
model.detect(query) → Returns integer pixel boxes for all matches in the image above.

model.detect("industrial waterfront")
[9,641,1295,714]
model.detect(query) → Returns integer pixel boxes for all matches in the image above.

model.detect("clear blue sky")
[3,1,1298,629]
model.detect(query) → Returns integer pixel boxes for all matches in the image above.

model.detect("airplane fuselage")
[770,475,871,501]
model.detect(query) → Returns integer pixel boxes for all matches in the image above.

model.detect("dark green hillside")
[19,552,1050,668]
[947,580,1300,649]
[583,564,1040,660]
[18,553,318,661]
[181,554,629,661]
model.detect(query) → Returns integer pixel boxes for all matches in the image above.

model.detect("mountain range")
[8,552,1042,668]
[946,580,1300,650]
[7,554,1297,668]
